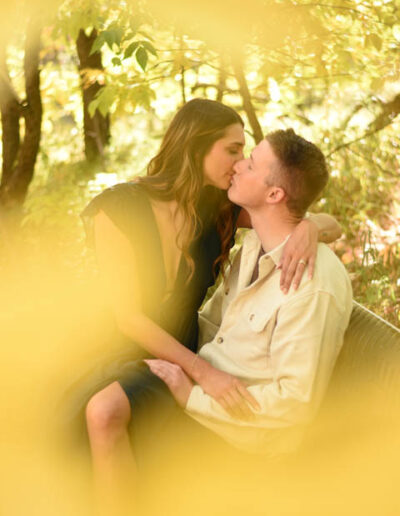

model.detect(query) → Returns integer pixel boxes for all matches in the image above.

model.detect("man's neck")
[248,207,299,253]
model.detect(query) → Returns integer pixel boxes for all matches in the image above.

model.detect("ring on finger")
[298,259,307,266]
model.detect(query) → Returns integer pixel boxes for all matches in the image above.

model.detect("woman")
[81,99,340,511]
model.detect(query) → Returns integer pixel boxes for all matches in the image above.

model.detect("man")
[147,128,353,455]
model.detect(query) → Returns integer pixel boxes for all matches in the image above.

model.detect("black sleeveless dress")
[62,182,239,464]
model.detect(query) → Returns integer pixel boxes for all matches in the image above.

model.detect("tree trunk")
[231,56,264,144]
[0,17,43,210]
[216,55,227,102]
[76,29,110,163]
[0,44,21,190]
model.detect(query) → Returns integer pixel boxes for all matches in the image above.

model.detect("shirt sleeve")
[186,290,349,428]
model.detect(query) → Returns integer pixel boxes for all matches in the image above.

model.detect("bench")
[302,301,400,453]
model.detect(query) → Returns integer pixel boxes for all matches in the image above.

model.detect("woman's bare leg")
[86,381,137,516]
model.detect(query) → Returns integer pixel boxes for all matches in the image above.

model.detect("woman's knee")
[86,381,131,437]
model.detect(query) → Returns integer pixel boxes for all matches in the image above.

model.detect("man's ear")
[266,186,286,204]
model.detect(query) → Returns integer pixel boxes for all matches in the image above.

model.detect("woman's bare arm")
[236,208,342,292]
[93,210,259,417]
[236,207,342,242]
[306,212,342,243]
[278,213,342,292]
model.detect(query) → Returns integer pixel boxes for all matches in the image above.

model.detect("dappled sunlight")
[88,172,120,193]
[1,1,400,514]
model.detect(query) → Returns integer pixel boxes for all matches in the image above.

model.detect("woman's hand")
[278,218,318,294]
[194,361,260,420]
[145,359,194,408]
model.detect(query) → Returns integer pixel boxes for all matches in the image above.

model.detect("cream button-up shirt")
[185,229,353,455]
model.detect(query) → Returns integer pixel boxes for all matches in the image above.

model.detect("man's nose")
[233,159,244,174]
[233,157,246,174]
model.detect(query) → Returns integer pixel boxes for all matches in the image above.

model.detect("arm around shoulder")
[307,212,342,243]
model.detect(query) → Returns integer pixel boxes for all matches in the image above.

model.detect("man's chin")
[227,186,241,206]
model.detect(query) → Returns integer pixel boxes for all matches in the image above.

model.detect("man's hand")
[278,218,318,294]
[145,359,194,408]
[194,361,260,420]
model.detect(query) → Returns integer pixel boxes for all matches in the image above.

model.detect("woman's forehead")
[222,123,245,145]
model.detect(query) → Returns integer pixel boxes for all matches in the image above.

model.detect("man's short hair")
[265,129,329,217]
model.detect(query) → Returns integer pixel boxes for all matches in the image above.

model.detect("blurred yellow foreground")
[0,234,399,516]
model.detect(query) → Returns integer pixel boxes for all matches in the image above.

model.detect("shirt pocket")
[246,308,276,333]
[241,308,278,367]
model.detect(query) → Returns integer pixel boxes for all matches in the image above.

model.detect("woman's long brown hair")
[135,98,244,280]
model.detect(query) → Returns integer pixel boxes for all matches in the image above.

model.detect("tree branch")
[191,83,237,95]
[328,93,400,157]
[347,147,399,180]
[368,93,400,133]
[216,54,227,102]
[231,55,264,144]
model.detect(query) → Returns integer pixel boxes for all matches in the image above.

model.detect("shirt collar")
[243,229,291,266]
[264,234,291,266]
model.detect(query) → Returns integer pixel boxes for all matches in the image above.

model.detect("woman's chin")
[218,180,231,191]
[203,178,230,191]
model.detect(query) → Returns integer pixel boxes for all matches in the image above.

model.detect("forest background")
[0,0,399,329]
[0,1,400,514]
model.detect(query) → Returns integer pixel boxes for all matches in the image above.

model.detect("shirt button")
[217,336,224,343]
[249,314,255,321]
[225,288,230,295]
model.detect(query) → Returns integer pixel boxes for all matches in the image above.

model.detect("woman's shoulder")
[81,181,151,245]
[86,180,145,208]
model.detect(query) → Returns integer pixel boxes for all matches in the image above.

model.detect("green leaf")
[136,46,148,71]
[384,14,397,27]
[88,86,115,117]
[88,98,99,118]
[124,41,140,59]
[141,40,157,56]
[103,30,116,50]
[368,34,382,51]
[98,87,115,117]
[113,27,123,47]
[112,57,122,66]
[90,33,105,55]
[130,84,155,110]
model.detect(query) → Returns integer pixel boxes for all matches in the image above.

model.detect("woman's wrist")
[190,355,210,383]
[302,216,326,242]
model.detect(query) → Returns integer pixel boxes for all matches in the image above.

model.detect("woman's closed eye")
[227,146,244,156]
